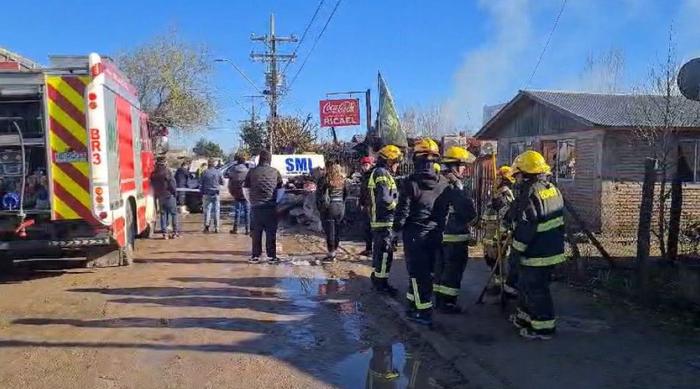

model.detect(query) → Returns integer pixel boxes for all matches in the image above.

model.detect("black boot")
[406,309,433,326]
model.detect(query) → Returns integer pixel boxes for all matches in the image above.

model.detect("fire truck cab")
[0,53,157,267]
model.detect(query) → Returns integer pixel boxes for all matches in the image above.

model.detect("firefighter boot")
[406,309,433,327]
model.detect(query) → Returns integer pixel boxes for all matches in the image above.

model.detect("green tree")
[273,115,318,153]
[118,30,216,131]
[192,138,224,158]
[239,121,267,156]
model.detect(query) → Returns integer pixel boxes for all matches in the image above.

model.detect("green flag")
[378,73,407,148]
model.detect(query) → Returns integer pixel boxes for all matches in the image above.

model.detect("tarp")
[377,73,407,148]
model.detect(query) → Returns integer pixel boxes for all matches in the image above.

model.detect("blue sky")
[2,0,700,152]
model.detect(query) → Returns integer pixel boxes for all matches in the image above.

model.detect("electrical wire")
[282,0,326,75]
[525,0,568,88]
[284,0,342,93]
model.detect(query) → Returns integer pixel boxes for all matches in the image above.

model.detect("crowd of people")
[149,142,566,341]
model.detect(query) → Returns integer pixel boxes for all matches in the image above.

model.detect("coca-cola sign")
[319,99,361,127]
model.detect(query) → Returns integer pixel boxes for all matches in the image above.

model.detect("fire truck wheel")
[138,220,155,239]
[119,203,136,266]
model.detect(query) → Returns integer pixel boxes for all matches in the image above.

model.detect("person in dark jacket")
[174,161,189,206]
[508,150,566,340]
[244,149,283,263]
[151,158,179,239]
[316,162,348,261]
[358,156,375,257]
[226,154,250,234]
[200,159,224,233]
[393,139,448,326]
[368,145,403,295]
[433,146,477,314]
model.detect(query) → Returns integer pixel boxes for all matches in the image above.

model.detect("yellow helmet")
[378,144,403,161]
[512,150,551,175]
[442,146,475,164]
[413,138,440,157]
[497,165,515,183]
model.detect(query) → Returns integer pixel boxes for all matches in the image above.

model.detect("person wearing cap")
[393,138,448,326]
[508,150,566,340]
[368,145,403,295]
[432,146,477,314]
[482,165,516,292]
[358,155,375,257]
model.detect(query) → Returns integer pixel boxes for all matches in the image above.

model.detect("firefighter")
[393,138,447,325]
[368,145,403,295]
[508,150,566,340]
[482,165,516,292]
[433,146,477,313]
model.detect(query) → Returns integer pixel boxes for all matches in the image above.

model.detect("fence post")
[637,158,656,293]
[668,152,683,261]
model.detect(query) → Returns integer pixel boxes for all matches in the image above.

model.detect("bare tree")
[118,31,216,131]
[628,31,700,259]
[580,47,626,93]
[400,104,456,139]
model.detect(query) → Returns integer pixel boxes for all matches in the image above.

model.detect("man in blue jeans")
[200,159,224,233]
[225,154,250,234]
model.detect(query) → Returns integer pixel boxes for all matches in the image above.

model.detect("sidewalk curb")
[378,294,509,389]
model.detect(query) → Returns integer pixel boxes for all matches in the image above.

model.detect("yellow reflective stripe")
[373,252,390,278]
[512,240,528,252]
[437,285,459,296]
[371,221,392,229]
[482,214,498,221]
[411,278,432,310]
[387,201,397,210]
[530,319,556,330]
[406,292,415,301]
[521,253,567,266]
[443,234,470,242]
[537,216,564,232]
[367,170,377,188]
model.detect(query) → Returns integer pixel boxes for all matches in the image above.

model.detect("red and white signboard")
[320,98,361,127]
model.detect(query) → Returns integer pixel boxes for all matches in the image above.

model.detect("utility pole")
[251,13,297,152]
[242,95,264,126]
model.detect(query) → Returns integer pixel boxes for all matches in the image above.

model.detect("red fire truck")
[0,53,158,268]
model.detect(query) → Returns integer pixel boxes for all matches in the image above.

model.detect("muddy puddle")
[270,268,448,388]
[331,342,443,388]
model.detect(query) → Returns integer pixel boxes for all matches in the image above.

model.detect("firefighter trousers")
[516,265,556,334]
[371,229,394,282]
[404,232,437,312]
[434,242,468,304]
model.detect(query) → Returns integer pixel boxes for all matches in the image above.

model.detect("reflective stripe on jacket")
[367,167,398,229]
[511,179,566,267]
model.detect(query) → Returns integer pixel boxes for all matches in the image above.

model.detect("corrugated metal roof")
[526,90,700,127]
[476,90,700,138]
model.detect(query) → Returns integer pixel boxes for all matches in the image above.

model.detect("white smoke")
[444,0,533,129]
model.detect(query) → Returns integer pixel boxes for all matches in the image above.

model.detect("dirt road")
[0,217,467,389]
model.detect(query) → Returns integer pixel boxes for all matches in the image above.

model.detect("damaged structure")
[475,90,700,236]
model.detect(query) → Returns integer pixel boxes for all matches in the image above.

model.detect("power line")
[525,0,568,88]
[282,0,325,75]
[284,0,342,93]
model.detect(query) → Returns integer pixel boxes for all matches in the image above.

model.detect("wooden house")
[474,90,700,236]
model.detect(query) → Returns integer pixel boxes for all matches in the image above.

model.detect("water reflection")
[333,342,441,389]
